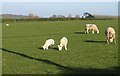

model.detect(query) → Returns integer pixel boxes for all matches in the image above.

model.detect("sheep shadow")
[2,35,42,39]
[84,40,106,43]
[38,47,43,50]
[53,47,59,50]
[1,48,119,75]
[38,47,59,51]
[74,31,85,34]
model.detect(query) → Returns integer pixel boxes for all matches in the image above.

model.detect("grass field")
[2,20,118,74]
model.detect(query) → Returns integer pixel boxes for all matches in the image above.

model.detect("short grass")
[2,20,118,74]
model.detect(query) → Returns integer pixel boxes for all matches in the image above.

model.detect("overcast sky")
[2,2,118,17]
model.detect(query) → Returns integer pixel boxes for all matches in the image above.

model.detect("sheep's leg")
[106,32,110,44]
[107,37,110,44]
[107,40,109,44]
[65,45,67,50]
[85,28,88,34]
[113,38,116,45]
[46,46,48,50]
[87,29,89,34]
[85,28,89,34]
[92,30,94,34]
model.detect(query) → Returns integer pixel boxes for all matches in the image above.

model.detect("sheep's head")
[58,45,62,51]
[109,34,113,38]
[42,46,46,50]
[97,30,99,33]
[109,38,113,43]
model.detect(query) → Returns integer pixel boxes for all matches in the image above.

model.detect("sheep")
[6,23,9,26]
[85,24,99,34]
[42,39,55,50]
[58,37,68,51]
[105,27,116,44]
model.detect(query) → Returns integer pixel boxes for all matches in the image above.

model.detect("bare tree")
[50,15,57,18]
[57,15,65,18]
[28,13,34,17]
[68,14,72,18]
[75,14,80,18]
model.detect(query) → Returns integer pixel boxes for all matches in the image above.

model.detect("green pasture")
[2,20,118,74]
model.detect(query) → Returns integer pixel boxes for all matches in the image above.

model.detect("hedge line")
[1,18,114,22]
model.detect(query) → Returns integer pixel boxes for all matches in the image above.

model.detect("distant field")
[2,20,118,74]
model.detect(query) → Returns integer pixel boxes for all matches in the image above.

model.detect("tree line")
[1,12,114,23]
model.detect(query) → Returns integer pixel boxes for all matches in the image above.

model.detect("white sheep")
[6,23,9,26]
[42,39,55,50]
[58,37,68,51]
[85,24,99,34]
[105,27,116,44]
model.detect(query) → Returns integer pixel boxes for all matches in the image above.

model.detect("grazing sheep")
[105,27,116,44]
[58,37,68,51]
[85,24,99,34]
[42,39,55,50]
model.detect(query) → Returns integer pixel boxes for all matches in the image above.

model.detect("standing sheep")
[42,39,55,50]
[58,37,68,51]
[105,27,116,44]
[85,24,99,34]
